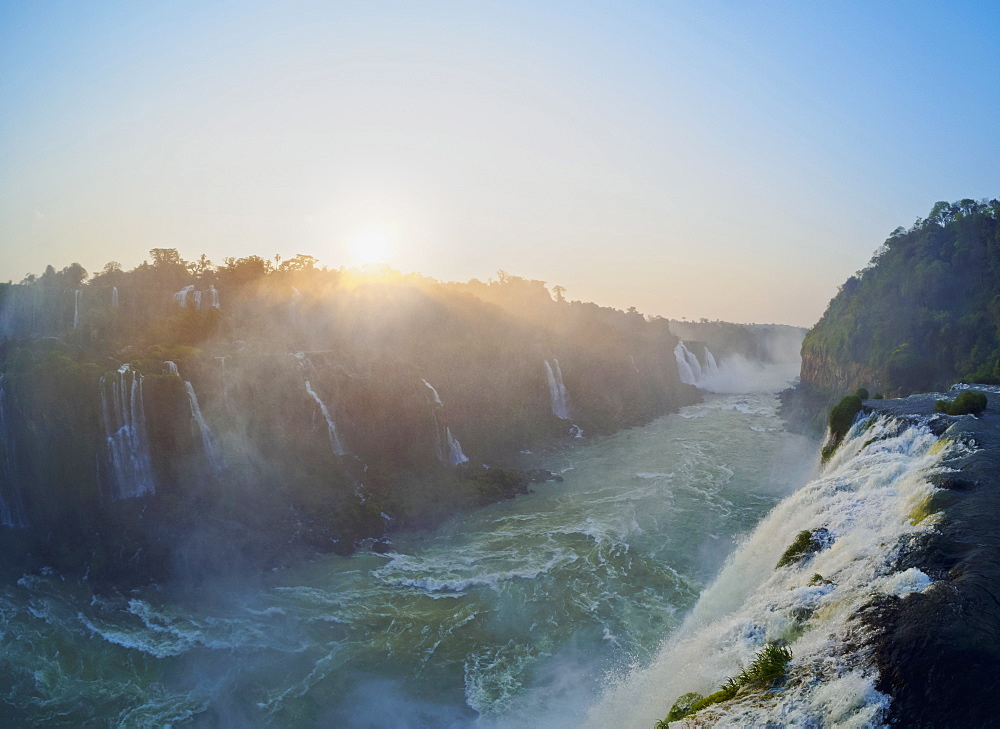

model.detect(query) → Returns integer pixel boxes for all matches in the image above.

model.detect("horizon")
[3,1,999,328]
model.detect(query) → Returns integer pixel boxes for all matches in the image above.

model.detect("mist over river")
[0,366,815,727]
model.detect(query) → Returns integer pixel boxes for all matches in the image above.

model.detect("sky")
[2,0,998,326]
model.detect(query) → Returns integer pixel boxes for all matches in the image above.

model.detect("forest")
[0,252,705,586]
[784,198,1000,429]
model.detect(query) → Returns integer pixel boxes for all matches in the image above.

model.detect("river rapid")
[0,370,816,727]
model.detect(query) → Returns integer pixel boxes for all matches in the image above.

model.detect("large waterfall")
[422,379,469,465]
[0,376,28,527]
[305,380,346,456]
[100,365,156,500]
[111,286,119,307]
[586,411,955,727]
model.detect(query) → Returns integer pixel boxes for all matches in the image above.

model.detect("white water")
[209,284,220,308]
[100,365,156,499]
[184,381,223,472]
[164,361,179,377]
[675,342,799,393]
[305,380,346,456]
[111,286,119,307]
[586,412,956,728]
[0,375,28,527]
[446,427,469,465]
[173,285,194,307]
[0,381,819,726]
[544,359,571,420]
[423,379,470,465]
[72,289,82,329]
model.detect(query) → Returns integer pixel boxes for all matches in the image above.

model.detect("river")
[0,371,816,727]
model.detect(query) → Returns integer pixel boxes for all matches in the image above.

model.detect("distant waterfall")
[100,365,156,499]
[173,285,194,307]
[544,359,570,419]
[422,380,469,466]
[73,290,82,329]
[111,286,119,307]
[305,380,346,456]
[0,377,28,527]
[165,361,222,471]
[174,285,220,309]
[674,342,719,386]
[184,382,223,472]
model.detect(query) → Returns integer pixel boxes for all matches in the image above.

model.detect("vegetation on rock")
[934,391,988,416]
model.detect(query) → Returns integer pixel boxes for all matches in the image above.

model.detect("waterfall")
[0,377,28,527]
[73,290,82,329]
[422,379,469,465]
[586,412,952,727]
[111,286,119,307]
[422,379,443,406]
[100,365,156,500]
[173,285,194,306]
[445,428,468,465]
[209,285,220,308]
[674,342,721,386]
[544,359,570,419]
[305,380,346,456]
[164,361,179,377]
[192,290,203,310]
[184,381,223,472]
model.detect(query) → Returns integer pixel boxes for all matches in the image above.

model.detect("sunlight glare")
[347,229,394,267]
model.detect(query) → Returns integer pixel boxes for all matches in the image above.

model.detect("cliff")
[0,257,701,585]
[783,198,1000,432]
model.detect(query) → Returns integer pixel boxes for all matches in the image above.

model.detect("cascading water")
[165,362,222,471]
[544,360,570,419]
[111,286,119,307]
[422,379,469,465]
[586,411,957,728]
[544,359,583,437]
[184,382,223,472]
[192,290,202,310]
[173,285,194,307]
[0,384,814,726]
[209,285,220,308]
[100,365,156,500]
[0,376,28,527]
[73,289,82,329]
[305,380,346,456]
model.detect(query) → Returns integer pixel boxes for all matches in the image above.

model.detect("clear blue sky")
[2,0,998,325]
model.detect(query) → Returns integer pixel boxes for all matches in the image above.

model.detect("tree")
[552,285,566,303]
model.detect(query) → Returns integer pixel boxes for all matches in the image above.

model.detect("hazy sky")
[2,0,998,326]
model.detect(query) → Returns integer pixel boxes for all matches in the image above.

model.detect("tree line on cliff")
[0,252,700,585]
[786,198,1000,430]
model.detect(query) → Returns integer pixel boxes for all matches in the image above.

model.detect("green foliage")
[662,693,705,725]
[659,644,793,725]
[822,395,862,459]
[801,199,1000,397]
[777,528,832,568]
[809,573,832,586]
[854,387,869,400]
[935,391,988,415]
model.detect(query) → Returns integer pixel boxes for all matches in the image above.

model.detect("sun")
[347,229,394,267]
